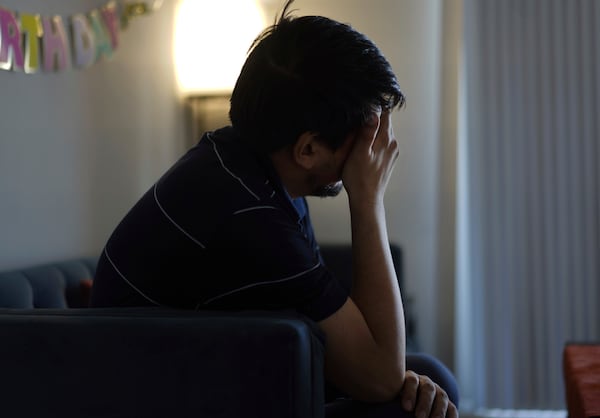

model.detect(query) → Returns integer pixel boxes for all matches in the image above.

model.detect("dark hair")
[229,0,405,153]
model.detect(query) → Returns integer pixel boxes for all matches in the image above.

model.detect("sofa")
[0,244,418,418]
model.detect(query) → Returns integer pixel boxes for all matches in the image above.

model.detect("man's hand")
[399,371,458,418]
[341,110,399,205]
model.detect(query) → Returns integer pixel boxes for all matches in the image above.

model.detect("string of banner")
[0,1,163,73]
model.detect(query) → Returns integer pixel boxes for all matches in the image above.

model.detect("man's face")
[308,135,355,198]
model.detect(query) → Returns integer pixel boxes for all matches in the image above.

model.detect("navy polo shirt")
[91,126,348,321]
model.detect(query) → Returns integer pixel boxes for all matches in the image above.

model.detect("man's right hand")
[341,110,400,207]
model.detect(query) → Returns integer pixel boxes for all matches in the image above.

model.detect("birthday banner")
[0,1,162,73]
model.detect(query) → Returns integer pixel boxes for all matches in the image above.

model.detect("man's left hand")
[399,370,458,418]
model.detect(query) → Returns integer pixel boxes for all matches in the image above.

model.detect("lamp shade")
[174,0,266,96]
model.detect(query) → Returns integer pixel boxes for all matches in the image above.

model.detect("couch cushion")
[50,258,97,307]
[0,273,34,308]
[22,267,67,308]
[0,257,98,309]
[79,279,93,308]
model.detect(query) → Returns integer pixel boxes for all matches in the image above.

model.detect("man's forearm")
[349,197,406,375]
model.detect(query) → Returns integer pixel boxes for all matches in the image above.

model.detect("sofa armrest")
[0,308,325,418]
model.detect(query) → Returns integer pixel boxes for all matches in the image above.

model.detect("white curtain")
[456,0,600,410]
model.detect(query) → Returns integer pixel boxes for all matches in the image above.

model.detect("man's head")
[229,0,405,156]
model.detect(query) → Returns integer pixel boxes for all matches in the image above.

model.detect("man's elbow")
[357,366,406,402]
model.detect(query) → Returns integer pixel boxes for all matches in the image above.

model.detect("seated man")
[91,1,459,416]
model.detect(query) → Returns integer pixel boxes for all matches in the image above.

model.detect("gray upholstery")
[0,257,97,308]
[0,272,34,308]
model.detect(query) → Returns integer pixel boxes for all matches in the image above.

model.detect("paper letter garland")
[0,1,162,74]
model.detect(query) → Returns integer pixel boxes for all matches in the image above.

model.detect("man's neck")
[268,149,306,199]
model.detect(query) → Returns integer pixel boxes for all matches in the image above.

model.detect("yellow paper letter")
[20,14,42,73]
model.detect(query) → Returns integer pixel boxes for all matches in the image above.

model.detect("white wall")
[0,1,186,271]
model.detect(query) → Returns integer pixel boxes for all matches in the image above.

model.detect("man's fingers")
[400,370,420,410]
[446,401,459,418]
[413,375,436,418]
[400,371,456,418]
[370,110,391,150]
[430,385,450,418]
[352,111,379,148]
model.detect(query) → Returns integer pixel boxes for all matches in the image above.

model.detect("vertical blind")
[457,0,600,409]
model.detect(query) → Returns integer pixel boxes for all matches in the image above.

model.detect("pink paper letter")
[101,1,120,50]
[0,8,24,71]
[42,16,71,71]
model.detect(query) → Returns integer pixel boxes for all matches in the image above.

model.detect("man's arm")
[318,110,406,402]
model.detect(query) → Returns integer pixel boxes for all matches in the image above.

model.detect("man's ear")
[292,132,327,170]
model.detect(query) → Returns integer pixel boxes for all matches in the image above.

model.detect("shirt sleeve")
[204,205,348,322]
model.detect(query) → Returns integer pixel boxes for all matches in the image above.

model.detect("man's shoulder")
[163,128,261,194]
[151,127,289,225]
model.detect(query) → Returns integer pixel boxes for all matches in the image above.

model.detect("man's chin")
[312,181,344,198]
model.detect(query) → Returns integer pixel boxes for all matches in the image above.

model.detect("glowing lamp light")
[173,0,266,96]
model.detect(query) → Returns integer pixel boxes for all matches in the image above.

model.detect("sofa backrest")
[319,242,419,351]
[0,257,97,308]
[318,243,403,293]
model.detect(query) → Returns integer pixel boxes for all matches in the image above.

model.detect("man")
[91,1,459,416]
